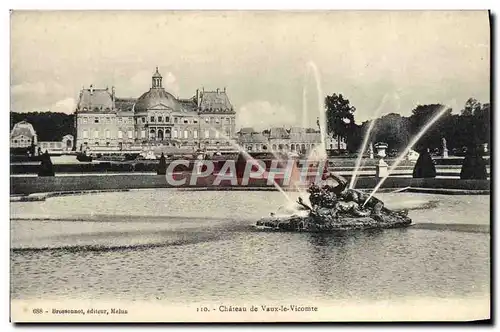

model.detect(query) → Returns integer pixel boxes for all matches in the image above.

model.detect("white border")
[3,1,498,331]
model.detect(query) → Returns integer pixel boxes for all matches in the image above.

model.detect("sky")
[10,10,490,130]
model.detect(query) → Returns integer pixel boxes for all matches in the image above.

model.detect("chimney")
[111,86,116,107]
[196,89,201,108]
[216,88,219,94]
[90,84,94,95]
[224,87,226,93]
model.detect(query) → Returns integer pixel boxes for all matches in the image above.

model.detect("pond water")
[10,190,490,305]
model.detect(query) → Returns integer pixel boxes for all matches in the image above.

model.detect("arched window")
[272,144,277,151]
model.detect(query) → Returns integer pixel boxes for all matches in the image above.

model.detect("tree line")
[10,112,76,141]
[325,95,490,155]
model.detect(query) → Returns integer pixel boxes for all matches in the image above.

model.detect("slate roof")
[238,132,268,143]
[134,88,182,112]
[199,90,234,114]
[10,121,36,139]
[178,98,198,112]
[269,127,289,139]
[115,98,136,112]
[77,88,114,112]
[238,127,256,135]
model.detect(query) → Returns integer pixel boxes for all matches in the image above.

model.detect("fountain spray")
[362,104,450,207]
[349,92,397,189]
[208,127,296,206]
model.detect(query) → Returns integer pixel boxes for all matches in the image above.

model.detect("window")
[127,130,133,139]
[204,130,210,138]
[142,117,146,123]
[150,116,155,122]
[118,118,122,123]
[106,117,110,123]
[184,130,188,139]
[105,130,110,139]
[215,131,220,139]
[210,117,214,124]
[205,118,209,123]
[226,117,230,124]
[166,116,170,123]
[173,129,178,138]
[94,130,99,139]
[158,116,163,122]
[174,117,178,124]
[118,130,123,139]
[193,119,198,124]
[83,117,88,124]
[141,130,146,138]
[183,119,189,124]
[95,142,99,146]
[215,117,220,124]
[13,139,17,144]
[193,130,198,139]
[94,117,99,123]
[83,130,88,139]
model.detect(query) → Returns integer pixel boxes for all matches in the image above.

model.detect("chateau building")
[237,127,346,155]
[75,68,237,155]
[10,121,37,149]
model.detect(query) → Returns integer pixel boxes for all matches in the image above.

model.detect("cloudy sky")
[11,10,490,129]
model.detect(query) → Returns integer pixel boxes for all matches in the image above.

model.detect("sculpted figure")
[322,172,385,219]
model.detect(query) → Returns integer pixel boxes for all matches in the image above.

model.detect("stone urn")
[374,142,389,178]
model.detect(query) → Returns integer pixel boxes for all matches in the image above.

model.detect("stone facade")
[75,68,237,155]
[237,126,346,155]
[10,121,37,148]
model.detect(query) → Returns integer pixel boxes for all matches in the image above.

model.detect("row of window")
[79,117,133,124]
[12,138,31,144]
[78,116,235,125]
[81,128,231,140]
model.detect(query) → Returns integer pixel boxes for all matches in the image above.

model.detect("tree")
[460,147,487,180]
[372,113,410,152]
[157,153,167,175]
[461,98,482,117]
[38,151,55,177]
[408,104,452,152]
[325,93,356,153]
[412,150,436,178]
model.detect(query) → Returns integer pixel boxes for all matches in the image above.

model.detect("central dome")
[134,88,180,113]
[133,67,181,113]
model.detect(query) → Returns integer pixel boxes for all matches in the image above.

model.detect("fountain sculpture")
[255,172,412,232]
